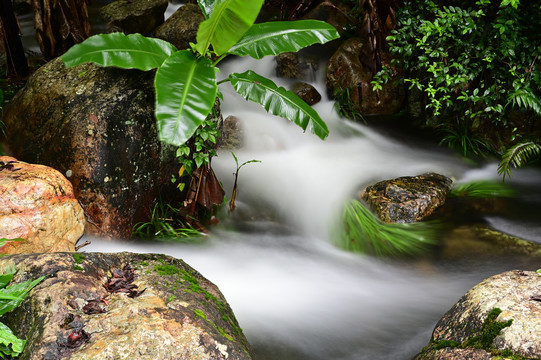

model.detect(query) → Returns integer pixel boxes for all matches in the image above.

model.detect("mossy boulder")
[416,270,541,359]
[0,252,253,360]
[361,173,452,223]
[2,57,179,238]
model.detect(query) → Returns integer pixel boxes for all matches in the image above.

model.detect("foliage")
[132,201,203,240]
[449,180,515,198]
[62,0,339,229]
[333,87,365,122]
[0,264,44,358]
[61,2,339,147]
[172,116,221,191]
[373,0,541,158]
[497,141,541,180]
[336,200,439,257]
[229,152,261,211]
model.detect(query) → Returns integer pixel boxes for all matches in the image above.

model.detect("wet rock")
[154,3,204,50]
[0,252,253,360]
[361,173,452,223]
[416,270,541,359]
[415,348,495,360]
[2,57,179,238]
[0,156,84,254]
[100,0,169,36]
[290,82,321,105]
[218,116,244,150]
[439,224,541,260]
[326,37,405,117]
[275,52,319,80]
[303,0,350,37]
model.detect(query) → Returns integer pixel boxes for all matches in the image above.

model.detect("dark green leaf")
[154,50,218,146]
[0,276,45,316]
[61,33,177,70]
[0,265,16,290]
[228,20,339,59]
[228,70,329,139]
[0,322,25,357]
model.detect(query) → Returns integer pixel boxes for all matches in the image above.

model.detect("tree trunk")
[0,0,29,79]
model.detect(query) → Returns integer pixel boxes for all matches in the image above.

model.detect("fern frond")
[506,88,541,116]
[498,141,541,180]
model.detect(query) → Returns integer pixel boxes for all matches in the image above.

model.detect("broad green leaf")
[195,0,264,56]
[228,20,340,59]
[155,50,218,146]
[197,0,215,19]
[0,276,44,316]
[61,33,177,70]
[228,70,329,140]
[0,322,25,357]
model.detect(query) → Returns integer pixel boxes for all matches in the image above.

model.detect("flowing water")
[14,4,541,359]
[83,55,541,359]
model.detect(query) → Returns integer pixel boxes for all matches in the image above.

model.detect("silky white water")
[83,53,541,359]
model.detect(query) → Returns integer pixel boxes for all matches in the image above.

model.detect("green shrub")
[373,0,541,158]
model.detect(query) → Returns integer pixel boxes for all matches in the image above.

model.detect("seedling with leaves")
[229,152,261,212]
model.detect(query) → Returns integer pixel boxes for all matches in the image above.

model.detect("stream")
[83,55,541,360]
[14,2,541,359]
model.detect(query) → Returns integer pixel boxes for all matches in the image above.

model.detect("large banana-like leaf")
[228,70,329,140]
[197,0,215,19]
[228,20,340,59]
[195,0,264,56]
[155,50,218,146]
[61,33,177,70]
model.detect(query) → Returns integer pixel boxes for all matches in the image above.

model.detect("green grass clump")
[132,201,202,241]
[449,180,515,198]
[336,200,439,256]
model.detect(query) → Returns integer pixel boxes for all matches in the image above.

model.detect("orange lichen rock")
[0,156,85,254]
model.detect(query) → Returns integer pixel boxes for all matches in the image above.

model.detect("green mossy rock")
[0,252,253,360]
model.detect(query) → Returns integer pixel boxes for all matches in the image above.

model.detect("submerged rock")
[2,57,179,238]
[416,270,541,359]
[361,173,452,223]
[0,156,84,253]
[0,252,253,360]
[99,0,169,35]
[154,3,204,50]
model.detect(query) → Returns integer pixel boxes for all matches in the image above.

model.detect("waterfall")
[83,38,541,360]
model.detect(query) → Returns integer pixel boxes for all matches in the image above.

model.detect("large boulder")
[2,57,179,238]
[0,252,253,359]
[0,156,84,254]
[99,0,169,36]
[326,37,405,117]
[416,270,541,359]
[154,3,205,50]
[361,173,452,223]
